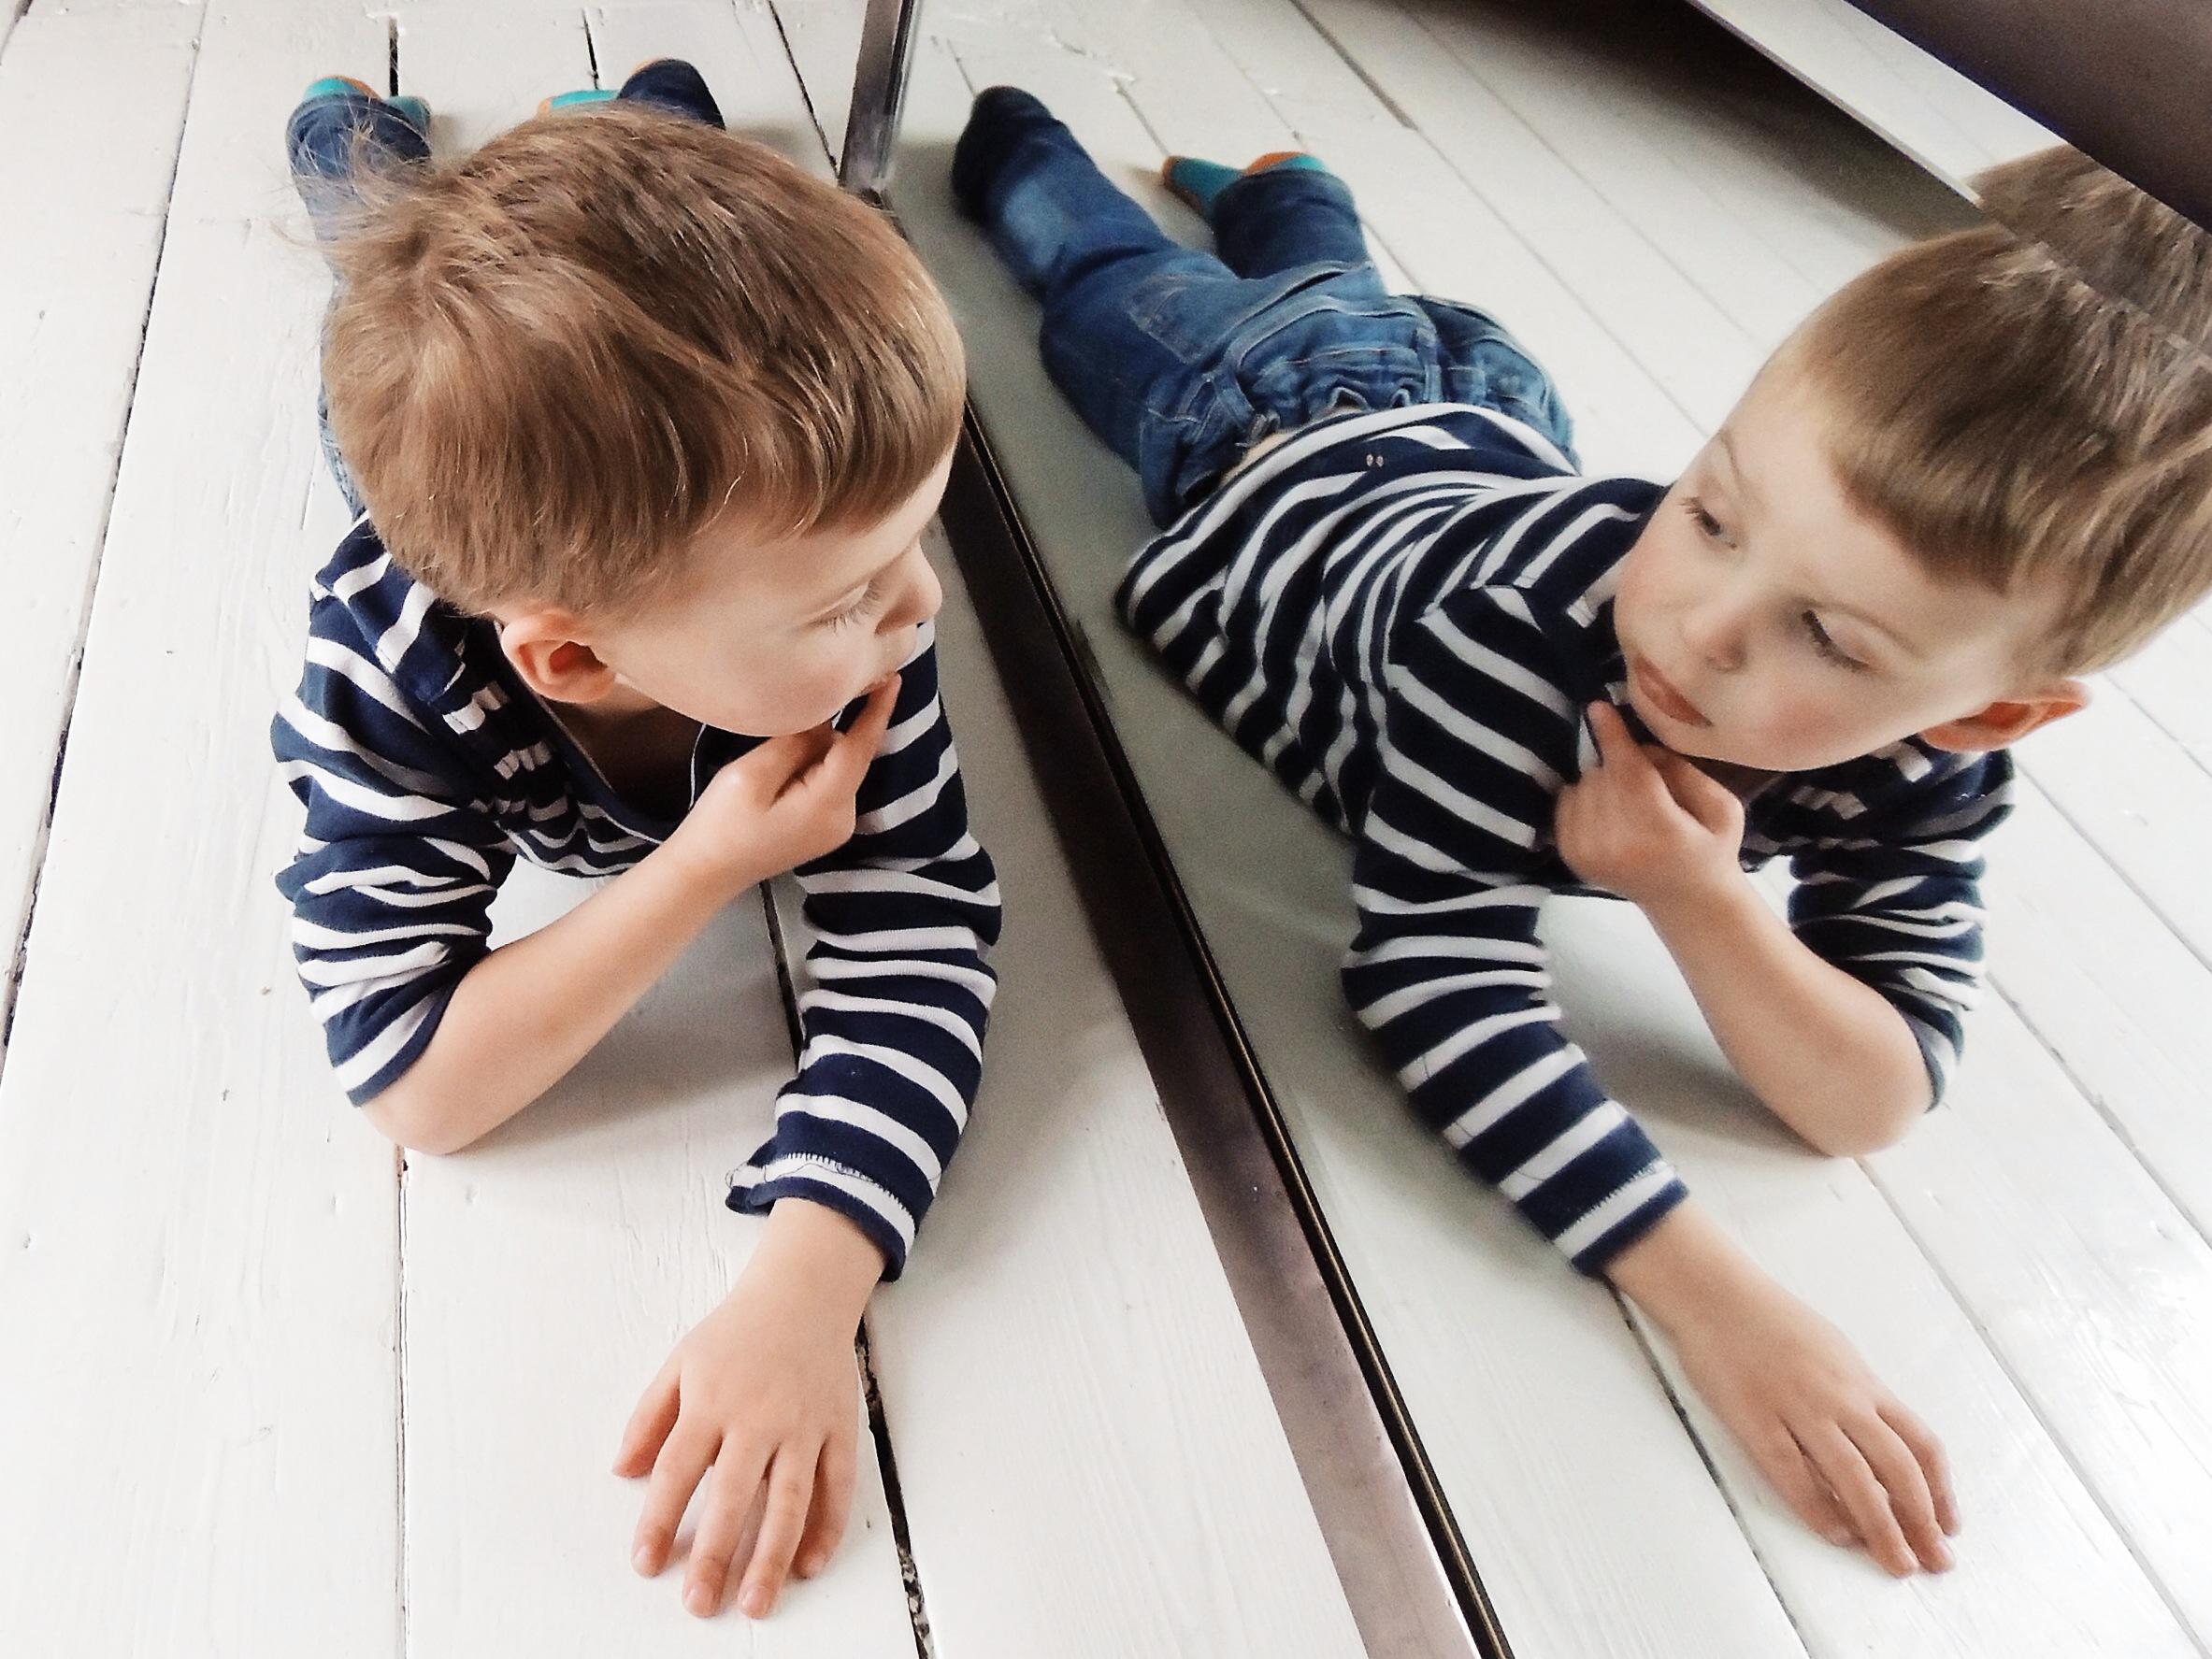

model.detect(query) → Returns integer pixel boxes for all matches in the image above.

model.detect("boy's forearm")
[1642,877,1930,1158]
[365,823,754,1153]
[1602,1196,1766,1331]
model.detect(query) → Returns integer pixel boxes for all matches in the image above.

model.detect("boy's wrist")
[657,814,769,907]
[1639,864,1762,942]
[1602,1200,1771,1335]
[745,1195,887,1328]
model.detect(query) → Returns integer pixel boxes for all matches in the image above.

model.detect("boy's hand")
[672,675,901,894]
[1669,1271,1959,1576]
[614,1201,885,1619]
[1610,1206,1959,1577]
[1556,701,1745,909]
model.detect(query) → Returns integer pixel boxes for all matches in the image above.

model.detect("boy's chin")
[1665,730,1761,767]
[1676,727,1902,774]
[1645,714,1793,771]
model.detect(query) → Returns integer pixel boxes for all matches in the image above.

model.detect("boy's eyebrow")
[1824,600,1928,659]
[1712,428,1754,508]
[1714,428,1932,660]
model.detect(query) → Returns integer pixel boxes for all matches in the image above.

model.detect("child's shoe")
[539,58,722,125]
[950,85,1062,219]
[1161,150,1328,219]
[296,75,431,138]
[616,57,724,125]
[287,74,432,237]
[537,87,616,116]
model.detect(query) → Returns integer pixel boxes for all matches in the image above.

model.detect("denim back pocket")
[1416,296,1577,463]
[1128,261,1391,365]
[1149,264,1436,422]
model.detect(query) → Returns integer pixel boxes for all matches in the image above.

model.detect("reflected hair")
[1782,146,2212,676]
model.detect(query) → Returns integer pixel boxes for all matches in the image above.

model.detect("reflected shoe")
[950,85,1061,220]
[1161,150,1327,218]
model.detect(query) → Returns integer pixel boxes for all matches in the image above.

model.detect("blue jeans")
[287,61,725,515]
[951,88,1577,527]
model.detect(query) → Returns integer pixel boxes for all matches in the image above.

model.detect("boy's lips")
[1630,653,1710,727]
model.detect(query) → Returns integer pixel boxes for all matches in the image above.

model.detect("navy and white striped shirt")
[273,516,1000,1274]
[1118,404,2009,1271]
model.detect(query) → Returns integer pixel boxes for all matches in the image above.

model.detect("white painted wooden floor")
[789,0,2212,1654]
[5,0,2209,1655]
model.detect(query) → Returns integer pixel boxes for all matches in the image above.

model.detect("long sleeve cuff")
[725,1148,918,1279]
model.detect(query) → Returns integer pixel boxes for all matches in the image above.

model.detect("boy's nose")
[882,557,942,633]
[1681,605,1748,673]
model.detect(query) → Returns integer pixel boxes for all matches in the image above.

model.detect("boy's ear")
[1920,679,2091,751]
[497,608,619,706]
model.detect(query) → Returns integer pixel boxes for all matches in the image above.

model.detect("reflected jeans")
[951,87,1578,527]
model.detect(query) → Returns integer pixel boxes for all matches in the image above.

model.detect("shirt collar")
[314,515,488,720]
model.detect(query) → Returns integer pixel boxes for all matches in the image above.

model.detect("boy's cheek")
[1612,537,1683,647]
[1738,689,1896,770]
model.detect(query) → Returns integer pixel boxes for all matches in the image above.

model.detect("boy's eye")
[1803,609,1868,672]
[821,579,882,630]
[1680,496,1728,541]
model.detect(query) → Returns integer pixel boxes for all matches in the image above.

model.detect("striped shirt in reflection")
[1117,404,2009,1272]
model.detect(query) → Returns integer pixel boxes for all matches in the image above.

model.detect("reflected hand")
[1671,1269,1959,1576]
[1556,702,1745,908]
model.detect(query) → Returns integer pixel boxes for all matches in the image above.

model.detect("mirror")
[820,0,2212,1651]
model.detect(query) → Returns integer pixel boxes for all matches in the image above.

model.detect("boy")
[951,87,2212,1579]
[273,63,999,1621]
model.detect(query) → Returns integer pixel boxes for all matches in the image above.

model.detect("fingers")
[1851,1409,1954,1572]
[1882,1398,1961,1538]
[1804,1422,1918,1577]
[614,1353,682,1479]
[735,1447,821,1618]
[1587,701,1640,768]
[633,1420,721,1579]
[843,675,903,761]
[683,1437,773,1617]
[796,1423,858,1579]
[1585,703,1668,800]
[1747,1421,1859,1549]
[750,723,840,794]
[1649,749,1744,836]
[813,674,902,798]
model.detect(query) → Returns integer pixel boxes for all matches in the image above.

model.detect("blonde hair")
[319,104,965,617]
[1785,146,2212,675]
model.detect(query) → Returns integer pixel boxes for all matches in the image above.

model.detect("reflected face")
[588,449,955,736]
[1612,373,2059,772]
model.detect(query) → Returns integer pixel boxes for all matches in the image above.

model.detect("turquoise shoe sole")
[541,88,617,113]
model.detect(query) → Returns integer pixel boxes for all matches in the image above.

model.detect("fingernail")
[799,1551,827,1578]
[1933,1542,1955,1571]
[687,1582,716,1616]
[740,1583,769,1618]
[633,1545,655,1575]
